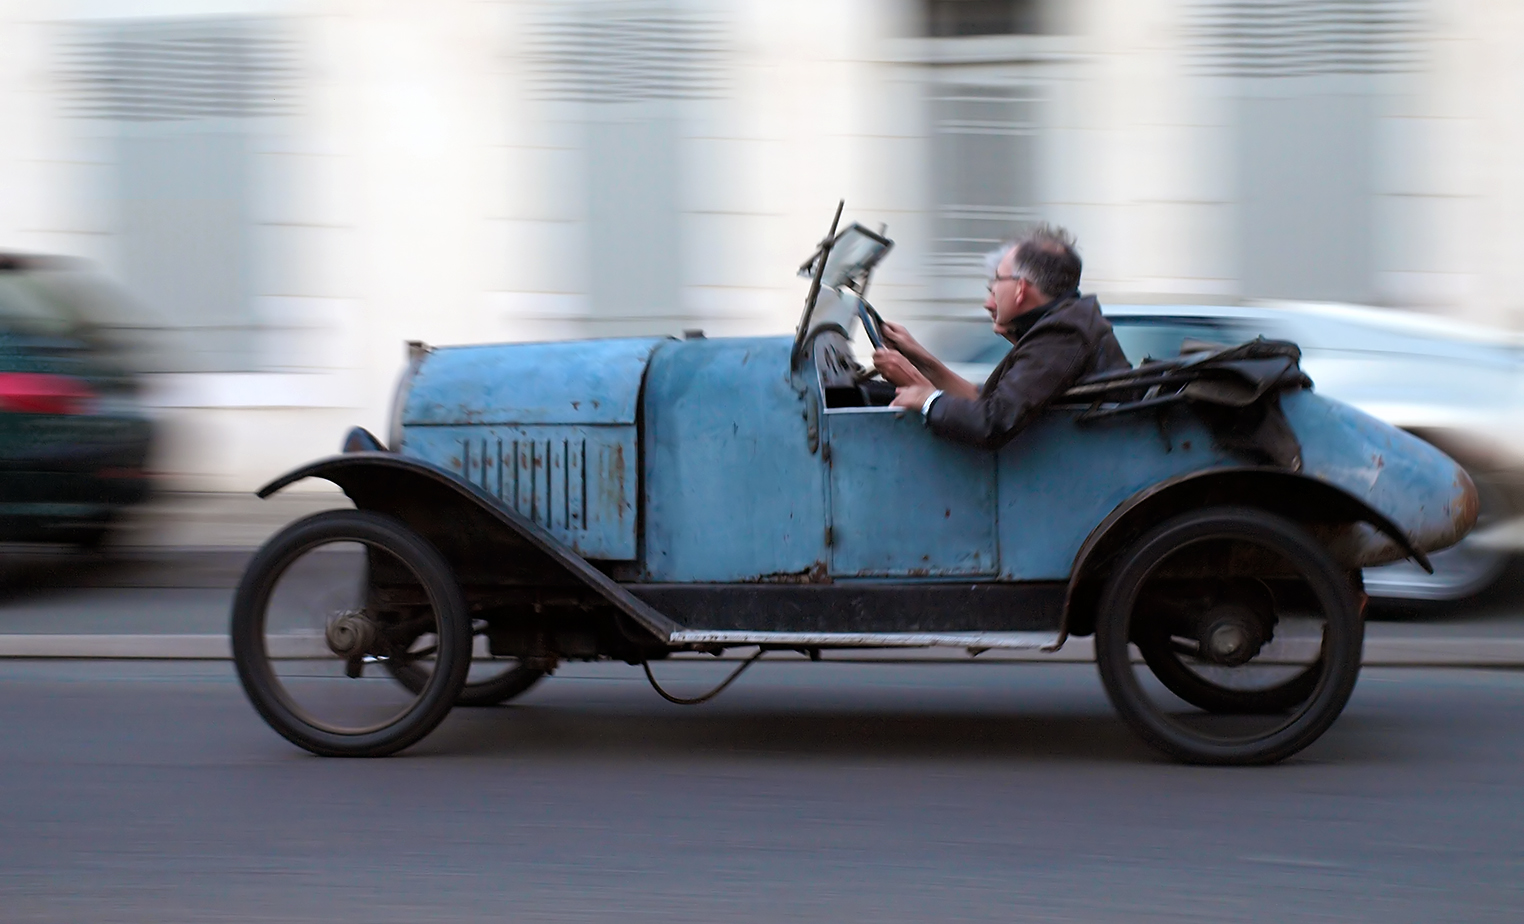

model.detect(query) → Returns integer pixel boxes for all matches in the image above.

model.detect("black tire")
[231,510,472,757]
[1135,631,1322,715]
[385,656,545,707]
[1095,507,1363,765]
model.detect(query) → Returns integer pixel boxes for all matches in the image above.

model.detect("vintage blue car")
[231,208,1477,765]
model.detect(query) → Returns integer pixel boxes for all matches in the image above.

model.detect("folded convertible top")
[1062,337,1313,470]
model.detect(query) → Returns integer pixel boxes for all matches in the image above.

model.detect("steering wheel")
[857,299,887,351]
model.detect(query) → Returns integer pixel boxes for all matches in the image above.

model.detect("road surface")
[1,658,1521,922]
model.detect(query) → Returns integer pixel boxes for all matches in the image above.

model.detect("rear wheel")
[230,510,472,757]
[1095,507,1363,765]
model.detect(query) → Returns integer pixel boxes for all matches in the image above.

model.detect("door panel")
[825,408,997,577]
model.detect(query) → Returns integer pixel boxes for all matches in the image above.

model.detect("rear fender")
[1058,468,1432,641]
[258,453,678,642]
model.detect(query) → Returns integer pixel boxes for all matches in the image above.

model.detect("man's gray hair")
[986,223,1083,299]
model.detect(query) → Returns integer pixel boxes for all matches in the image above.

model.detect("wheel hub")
[325,610,377,659]
[1197,603,1267,666]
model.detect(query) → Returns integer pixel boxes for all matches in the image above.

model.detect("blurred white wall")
[0,0,1521,491]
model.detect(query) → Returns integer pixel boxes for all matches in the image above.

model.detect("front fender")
[259,453,678,641]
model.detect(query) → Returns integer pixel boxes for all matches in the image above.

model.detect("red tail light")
[0,373,96,415]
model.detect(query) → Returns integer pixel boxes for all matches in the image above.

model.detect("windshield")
[819,224,892,290]
[794,220,894,367]
[0,274,81,338]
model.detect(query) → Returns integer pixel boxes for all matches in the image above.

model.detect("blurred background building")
[1,0,1521,492]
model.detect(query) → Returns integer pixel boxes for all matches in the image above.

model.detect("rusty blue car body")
[240,211,1479,764]
[389,334,1470,594]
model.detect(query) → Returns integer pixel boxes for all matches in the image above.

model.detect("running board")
[665,629,1064,651]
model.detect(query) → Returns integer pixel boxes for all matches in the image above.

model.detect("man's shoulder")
[1027,294,1106,337]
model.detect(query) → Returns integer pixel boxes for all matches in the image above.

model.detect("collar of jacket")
[1006,292,1077,342]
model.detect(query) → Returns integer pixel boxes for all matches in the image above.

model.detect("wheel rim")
[255,537,446,736]
[1114,531,1350,751]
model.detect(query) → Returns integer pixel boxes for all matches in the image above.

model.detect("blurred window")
[924,1,1049,37]
[1187,0,1420,303]
[57,18,296,372]
[1106,316,1270,365]
[529,6,724,328]
[0,274,76,338]
[928,83,1042,297]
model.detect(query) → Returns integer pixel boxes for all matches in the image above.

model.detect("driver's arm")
[877,321,980,400]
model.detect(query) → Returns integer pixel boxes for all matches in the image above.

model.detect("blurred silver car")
[935,301,1524,601]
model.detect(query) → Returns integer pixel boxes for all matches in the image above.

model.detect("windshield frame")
[792,222,894,370]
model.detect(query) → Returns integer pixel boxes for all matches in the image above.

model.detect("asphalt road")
[2,658,1522,923]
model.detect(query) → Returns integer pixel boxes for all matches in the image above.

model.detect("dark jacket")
[927,294,1131,448]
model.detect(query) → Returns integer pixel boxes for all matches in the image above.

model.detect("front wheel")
[1094,507,1363,765]
[230,510,472,757]
[385,652,545,707]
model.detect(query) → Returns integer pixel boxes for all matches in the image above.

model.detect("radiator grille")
[459,436,589,533]
[1188,0,1422,78]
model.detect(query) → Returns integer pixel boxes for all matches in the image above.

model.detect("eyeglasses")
[986,273,1023,293]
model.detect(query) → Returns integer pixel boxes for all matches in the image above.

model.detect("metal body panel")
[824,407,998,576]
[398,337,667,560]
[992,390,1471,580]
[641,337,828,581]
[400,338,668,426]
[1282,388,1475,556]
[398,424,636,560]
[996,410,1234,579]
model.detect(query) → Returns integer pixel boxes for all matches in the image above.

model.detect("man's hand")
[877,347,939,410]
[878,322,981,402]
[891,383,937,410]
[871,347,929,388]
[880,320,931,366]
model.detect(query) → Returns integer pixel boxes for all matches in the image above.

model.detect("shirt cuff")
[919,389,944,423]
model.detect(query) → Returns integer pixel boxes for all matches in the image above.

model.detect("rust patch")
[744,561,832,584]
[602,442,628,522]
[1453,467,1480,537]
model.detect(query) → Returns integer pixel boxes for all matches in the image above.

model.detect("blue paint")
[825,407,998,577]
[997,411,1232,579]
[397,337,666,559]
[400,424,637,559]
[641,337,828,581]
[1285,389,1471,551]
[402,338,668,426]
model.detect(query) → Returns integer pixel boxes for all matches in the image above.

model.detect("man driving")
[874,225,1130,449]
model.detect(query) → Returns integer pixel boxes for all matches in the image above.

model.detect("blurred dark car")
[0,254,152,547]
